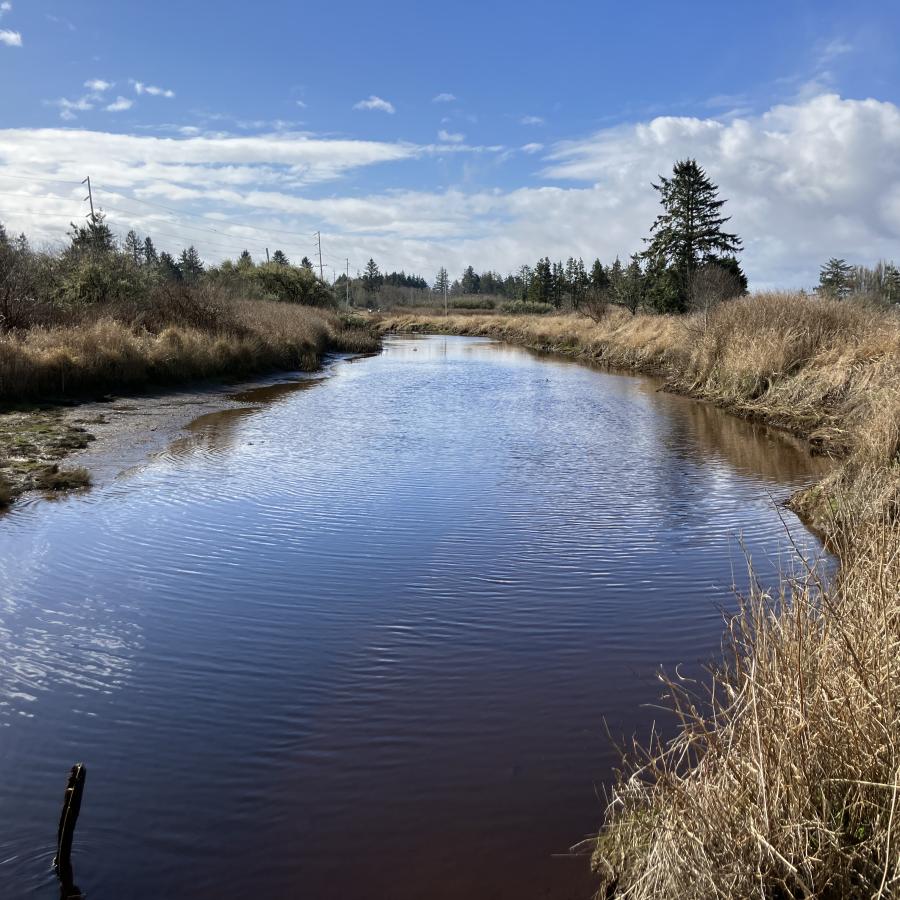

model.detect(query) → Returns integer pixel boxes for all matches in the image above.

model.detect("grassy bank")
[378,293,900,897]
[0,298,378,507]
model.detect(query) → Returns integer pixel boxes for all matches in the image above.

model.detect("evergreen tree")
[124,229,142,265]
[158,251,182,281]
[818,258,853,299]
[143,236,159,266]
[272,249,289,266]
[619,254,646,315]
[362,258,382,296]
[461,265,481,294]
[301,256,314,271]
[69,212,115,255]
[885,263,900,305]
[433,267,450,296]
[643,159,742,311]
[589,258,609,292]
[179,246,204,282]
[237,250,254,271]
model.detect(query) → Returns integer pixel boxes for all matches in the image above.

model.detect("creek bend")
[0,335,828,899]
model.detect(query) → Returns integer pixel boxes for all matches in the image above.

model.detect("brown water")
[0,336,829,899]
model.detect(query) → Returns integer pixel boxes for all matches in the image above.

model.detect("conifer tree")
[433,267,450,296]
[818,258,853,299]
[643,159,742,311]
[158,251,182,281]
[143,236,159,266]
[272,249,289,266]
[301,256,314,270]
[362,258,382,295]
[124,229,142,265]
[179,246,204,282]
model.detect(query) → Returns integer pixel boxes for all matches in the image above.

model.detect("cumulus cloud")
[85,79,113,92]
[432,93,456,103]
[438,129,465,143]
[0,28,21,46]
[353,95,395,114]
[2,95,899,287]
[106,96,133,112]
[133,81,175,98]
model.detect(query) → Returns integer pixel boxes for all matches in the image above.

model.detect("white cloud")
[0,28,21,46]
[2,95,899,287]
[0,3,11,17]
[438,129,465,143]
[296,100,307,109]
[133,81,175,98]
[47,96,95,120]
[521,142,544,154]
[432,93,456,103]
[353,95,395,114]
[85,79,113,92]
[520,115,544,126]
[106,96,133,112]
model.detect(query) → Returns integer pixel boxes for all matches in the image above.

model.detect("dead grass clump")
[32,464,91,492]
[0,472,11,507]
[594,513,900,898]
[0,300,380,402]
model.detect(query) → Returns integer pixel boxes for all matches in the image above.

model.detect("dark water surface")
[0,336,829,899]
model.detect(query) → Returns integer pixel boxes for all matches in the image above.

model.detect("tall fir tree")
[643,159,742,311]
[271,249,289,266]
[362,258,382,295]
[179,246,204,282]
[818,258,853,299]
[143,236,159,266]
[124,229,142,265]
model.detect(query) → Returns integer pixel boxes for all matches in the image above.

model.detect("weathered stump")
[54,764,86,899]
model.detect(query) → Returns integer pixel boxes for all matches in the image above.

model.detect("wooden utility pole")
[315,231,324,281]
[81,177,96,224]
[346,258,350,307]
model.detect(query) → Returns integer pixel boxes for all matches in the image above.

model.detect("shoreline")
[0,353,365,511]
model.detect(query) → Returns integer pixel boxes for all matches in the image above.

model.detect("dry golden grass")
[379,294,900,897]
[0,299,378,402]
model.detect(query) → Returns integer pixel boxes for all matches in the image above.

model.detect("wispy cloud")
[133,80,175,98]
[85,79,113,92]
[47,96,95,120]
[521,142,544,154]
[0,3,11,17]
[353,95,395,114]
[519,115,545,126]
[295,100,307,109]
[44,12,76,31]
[432,93,456,103]
[0,28,21,46]
[438,129,465,143]
[106,96,133,112]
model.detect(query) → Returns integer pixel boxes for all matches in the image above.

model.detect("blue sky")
[1,0,899,286]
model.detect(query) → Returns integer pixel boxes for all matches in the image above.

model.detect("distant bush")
[249,263,336,308]
[499,300,555,315]
[450,297,495,310]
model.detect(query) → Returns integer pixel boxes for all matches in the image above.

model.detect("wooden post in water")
[54,764,86,899]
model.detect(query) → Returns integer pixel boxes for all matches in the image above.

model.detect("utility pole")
[315,231,324,281]
[346,258,350,307]
[265,247,270,264]
[444,279,448,317]
[82,176,96,224]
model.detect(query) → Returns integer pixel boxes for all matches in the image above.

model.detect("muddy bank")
[0,365,344,509]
